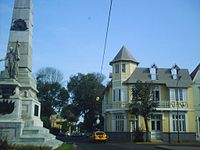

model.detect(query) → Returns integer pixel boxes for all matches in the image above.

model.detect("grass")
[55,143,76,150]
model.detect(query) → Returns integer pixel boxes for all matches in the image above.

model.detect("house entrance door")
[151,114,162,140]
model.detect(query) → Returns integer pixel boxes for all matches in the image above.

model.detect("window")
[121,88,127,102]
[170,88,187,101]
[152,86,160,101]
[115,114,125,132]
[172,114,186,132]
[122,64,126,73]
[171,68,177,79]
[199,87,200,101]
[119,89,121,101]
[198,117,200,135]
[113,89,116,101]
[115,64,119,73]
[151,115,162,131]
[150,64,157,80]
[113,88,121,101]
[171,64,180,80]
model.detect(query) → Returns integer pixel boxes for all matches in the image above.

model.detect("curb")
[156,146,173,150]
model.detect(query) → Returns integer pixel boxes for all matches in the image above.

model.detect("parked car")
[90,131,108,142]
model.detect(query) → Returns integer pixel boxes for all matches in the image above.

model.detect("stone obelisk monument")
[0,0,62,148]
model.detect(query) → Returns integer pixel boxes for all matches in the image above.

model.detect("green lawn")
[55,144,76,150]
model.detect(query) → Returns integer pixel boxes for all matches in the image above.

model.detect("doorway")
[151,114,162,140]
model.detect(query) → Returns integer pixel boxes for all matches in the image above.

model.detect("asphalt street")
[76,142,158,150]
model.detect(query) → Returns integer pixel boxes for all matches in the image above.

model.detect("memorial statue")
[0,41,20,79]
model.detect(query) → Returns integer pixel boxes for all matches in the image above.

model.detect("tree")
[35,67,69,128]
[37,82,69,116]
[129,80,158,142]
[36,67,64,84]
[60,104,80,134]
[67,73,105,132]
[61,104,79,123]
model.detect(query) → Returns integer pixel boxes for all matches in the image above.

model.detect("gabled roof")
[124,67,192,88]
[190,63,200,80]
[110,46,139,65]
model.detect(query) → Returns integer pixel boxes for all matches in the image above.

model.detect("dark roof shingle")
[124,67,192,87]
[110,46,139,65]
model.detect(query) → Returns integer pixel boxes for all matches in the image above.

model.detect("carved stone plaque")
[11,19,28,31]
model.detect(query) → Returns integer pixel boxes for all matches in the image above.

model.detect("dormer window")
[150,64,157,80]
[171,64,180,80]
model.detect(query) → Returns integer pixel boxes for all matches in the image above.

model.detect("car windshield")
[96,132,104,136]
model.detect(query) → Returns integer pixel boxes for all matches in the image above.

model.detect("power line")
[100,0,113,75]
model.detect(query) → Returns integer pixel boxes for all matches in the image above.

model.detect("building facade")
[50,113,66,129]
[103,46,196,142]
[191,64,200,141]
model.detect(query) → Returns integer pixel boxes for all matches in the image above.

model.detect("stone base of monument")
[0,79,62,149]
[0,121,62,149]
[15,127,63,149]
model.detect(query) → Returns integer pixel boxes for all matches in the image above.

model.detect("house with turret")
[191,64,200,141]
[102,46,196,142]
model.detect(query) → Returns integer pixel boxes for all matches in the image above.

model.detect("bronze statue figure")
[0,41,20,79]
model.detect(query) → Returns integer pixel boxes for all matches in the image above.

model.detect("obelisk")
[0,0,62,148]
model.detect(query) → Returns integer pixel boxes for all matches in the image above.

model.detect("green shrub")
[55,144,75,150]
[14,145,52,150]
[0,138,12,150]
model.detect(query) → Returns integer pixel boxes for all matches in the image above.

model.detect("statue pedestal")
[0,79,62,149]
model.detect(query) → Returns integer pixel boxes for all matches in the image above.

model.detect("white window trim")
[170,112,187,132]
[122,63,126,73]
[169,88,188,102]
[111,113,127,132]
[150,113,163,131]
[152,85,161,101]
[112,87,128,102]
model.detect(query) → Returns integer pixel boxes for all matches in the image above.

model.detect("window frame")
[122,63,126,73]
[115,64,120,73]
[171,113,187,132]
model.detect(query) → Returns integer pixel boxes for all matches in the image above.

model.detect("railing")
[105,102,130,109]
[155,101,188,109]
[104,101,189,110]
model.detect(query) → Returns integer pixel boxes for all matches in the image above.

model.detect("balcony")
[104,102,130,110]
[156,101,188,109]
[104,101,189,111]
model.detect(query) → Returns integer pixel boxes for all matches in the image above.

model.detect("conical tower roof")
[110,46,139,65]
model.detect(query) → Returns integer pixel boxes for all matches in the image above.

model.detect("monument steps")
[15,140,62,149]
[16,136,62,149]
[23,127,50,135]
[19,127,56,142]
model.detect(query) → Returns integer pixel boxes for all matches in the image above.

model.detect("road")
[59,136,200,150]
[76,142,158,150]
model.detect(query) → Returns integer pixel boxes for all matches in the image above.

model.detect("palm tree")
[129,80,158,142]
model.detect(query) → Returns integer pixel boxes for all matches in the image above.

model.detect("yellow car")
[90,131,108,142]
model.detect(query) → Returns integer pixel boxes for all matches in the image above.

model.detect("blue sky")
[0,0,200,82]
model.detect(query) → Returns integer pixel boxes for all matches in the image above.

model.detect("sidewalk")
[156,145,200,150]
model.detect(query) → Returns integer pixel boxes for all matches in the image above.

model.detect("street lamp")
[94,96,100,130]
[175,67,181,143]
